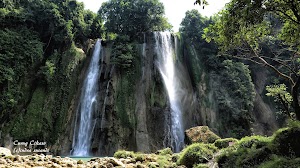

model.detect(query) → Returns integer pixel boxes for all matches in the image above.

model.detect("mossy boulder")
[156,148,173,156]
[185,126,220,144]
[113,150,135,159]
[238,135,272,149]
[178,143,217,168]
[214,138,238,149]
[217,136,272,168]
[271,125,300,157]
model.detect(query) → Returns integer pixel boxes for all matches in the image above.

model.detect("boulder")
[185,126,220,144]
[0,147,12,157]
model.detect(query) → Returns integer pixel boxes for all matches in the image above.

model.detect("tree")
[180,10,211,43]
[99,0,172,37]
[202,0,300,120]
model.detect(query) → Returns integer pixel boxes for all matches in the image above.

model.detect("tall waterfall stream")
[155,32,184,152]
[71,39,101,156]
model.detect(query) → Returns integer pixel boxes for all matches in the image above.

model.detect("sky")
[77,0,229,32]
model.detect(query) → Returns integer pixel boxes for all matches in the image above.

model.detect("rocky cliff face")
[61,32,279,156]
[0,39,95,154]
[180,42,278,138]
[1,32,278,156]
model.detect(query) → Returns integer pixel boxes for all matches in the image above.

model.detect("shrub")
[178,143,217,168]
[135,153,145,162]
[217,146,272,168]
[238,135,272,149]
[258,156,300,168]
[217,136,272,168]
[113,150,135,158]
[271,123,300,157]
[214,138,238,149]
[157,148,173,156]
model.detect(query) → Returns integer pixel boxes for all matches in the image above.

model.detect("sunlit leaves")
[266,84,292,102]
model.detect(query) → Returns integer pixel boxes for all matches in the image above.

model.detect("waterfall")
[71,39,101,156]
[154,32,184,152]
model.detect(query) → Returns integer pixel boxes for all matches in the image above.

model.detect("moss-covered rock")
[178,143,217,168]
[114,150,135,159]
[238,135,272,149]
[217,136,273,168]
[156,148,173,156]
[214,138,238,149]
[271,123,300,157]
[185,126,220,144]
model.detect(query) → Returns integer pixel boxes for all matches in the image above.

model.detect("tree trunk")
[292,77,300,120]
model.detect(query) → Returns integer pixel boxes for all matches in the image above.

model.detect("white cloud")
[78,0,229,32]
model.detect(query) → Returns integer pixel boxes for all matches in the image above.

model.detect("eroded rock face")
[185,126,220,144]
[250,65,278,135]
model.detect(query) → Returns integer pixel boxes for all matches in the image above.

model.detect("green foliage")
[271,122,300,157]
[1,0,103,47]
[216,123,300,168]
[266,84,292,103]
[113,36,141,129]
[214,138,238,149]
[203,0,300,120]
[0,28,43,115]
[99,0,172,37]
[180,9,256,138]
[157,148,173,156]
[180,10,217,85]
[266,84,293,118]
[238,136,272,149]
[178,143,217,167]
[0,0,102,145]
[39,60,56,84]
[10,87,49,140]
[180,10,210,44]
[111,35,136,71]
[113,150,135,158]
[135,152,146,162]
[115,74,136,128]
[217,136,272,168]
[217,60,255,138]
[258,156,300,168]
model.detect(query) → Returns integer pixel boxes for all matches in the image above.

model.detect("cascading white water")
[154,32,184,152]
[72,39,101,156]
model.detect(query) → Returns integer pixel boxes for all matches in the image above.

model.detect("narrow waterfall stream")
[155,32,184,152]
[71,39,102,156]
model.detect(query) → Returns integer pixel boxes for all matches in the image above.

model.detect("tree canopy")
[99,0,172,37]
